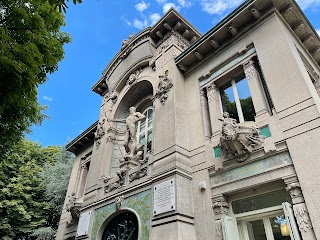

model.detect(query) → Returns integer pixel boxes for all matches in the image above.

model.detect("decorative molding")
[94,119,105,149]
[243,60,259,82]
[285,182,303,198]
[219,112,264,162]
[66,193,82,227]
[293,204,312,232]
[115,195,124,211]
[215,220,223,240]
[126,68,143,86]
[212,195,229,216]
[206,83,218,103]
[155,70,173,104]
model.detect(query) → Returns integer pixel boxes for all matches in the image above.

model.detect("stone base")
[150,221,198,240]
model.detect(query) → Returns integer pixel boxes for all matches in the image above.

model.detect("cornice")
[175,0,320,73]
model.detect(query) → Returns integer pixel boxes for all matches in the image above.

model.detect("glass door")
[238,213,291,240]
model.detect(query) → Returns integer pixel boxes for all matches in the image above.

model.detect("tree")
[45,0,83,12]
[0,0,71,158]
[33,148,73,239]
[0,139,61,239]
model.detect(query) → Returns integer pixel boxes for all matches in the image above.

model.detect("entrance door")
[237,212,291,240]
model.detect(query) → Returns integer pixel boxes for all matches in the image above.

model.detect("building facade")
[56,0,320,239]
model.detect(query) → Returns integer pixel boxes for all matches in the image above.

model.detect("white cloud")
[156,0,167,4]
[43,96,53,101]
[200,0,243,15]
[133,19,148,29]
[149,13,161,25]
[121,17,132,26]
[178,0,192,8]
[135,1,150,13]
[296,0,320,10]
[163,2,180,13]
[316,29,320,37]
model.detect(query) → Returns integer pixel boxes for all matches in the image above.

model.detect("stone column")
[206,83,222,137]
[76,164,89,199]
[243,59,269,121]
[284,176,316,240]
[212,194,229,240]
[200,89,212,138]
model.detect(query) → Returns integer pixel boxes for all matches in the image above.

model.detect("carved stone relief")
[212,195,229,216]
[121,32,134,50]
[285,182,303,198]
[94,119,106,149]
[200,89,209,107]
[206,83,219,103]
[293,204,312,232]
[219,112,264,162]
[154,70,173,104]
[104,107,150,193]
[126,68,143,86]
[115,195,124,211]
[66,193,82,227]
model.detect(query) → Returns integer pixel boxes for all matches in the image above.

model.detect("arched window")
[137,107,153,154]
[102,211,139,240]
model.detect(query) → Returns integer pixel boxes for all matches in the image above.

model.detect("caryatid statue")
[107,107,146,160]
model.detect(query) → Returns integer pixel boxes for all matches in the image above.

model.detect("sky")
[27,0,320,147]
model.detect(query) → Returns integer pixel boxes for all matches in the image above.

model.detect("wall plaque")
[153,179,175,215]
[76,211,91,237]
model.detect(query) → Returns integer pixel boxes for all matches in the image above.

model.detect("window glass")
[232,189,292,214]
[270,216,291,240]
[221,84,239,122]
[220,78,255,122]
[137,107,154,154]
[247,220,267,240]
[236,78,255,121]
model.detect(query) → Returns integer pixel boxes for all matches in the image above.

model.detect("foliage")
[0,139,73,240]
[0,139,60,239]
[44,0,83,12]
[0,0,71,158]
[41,148,74,230]
[221,92,255,122]
[31,227,56,240]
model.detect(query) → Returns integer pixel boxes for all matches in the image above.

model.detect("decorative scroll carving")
[243,60,259,82]
[212,195,229,215]
[215,220,223,240]
[293,204,312,232]
[219,112,264,162]
[206,83,218,103]
[129,165,148,182]
[155,70,173,104]
[94,119,105,149]
[126,68,143,86]
[66,193,82,227]
[285,182,303,198]
[115,196,124,210]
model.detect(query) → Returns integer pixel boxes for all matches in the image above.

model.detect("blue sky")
[27,0,320,147]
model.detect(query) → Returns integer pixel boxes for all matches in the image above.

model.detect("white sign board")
[76,211,91,237]
[153,179,175,215]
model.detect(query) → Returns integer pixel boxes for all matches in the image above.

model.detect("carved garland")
[154,70,173,104]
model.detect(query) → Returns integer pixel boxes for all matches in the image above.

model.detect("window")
[137,107,153,155]
[220,75,255,123]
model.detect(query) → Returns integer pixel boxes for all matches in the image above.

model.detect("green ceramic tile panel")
[90,190,151,240]
[214,146,221,158]
[260,125,271,138]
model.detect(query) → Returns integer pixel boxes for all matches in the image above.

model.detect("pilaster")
[284,175,316,240]
[206,83,222,136]
[212,194,229,240]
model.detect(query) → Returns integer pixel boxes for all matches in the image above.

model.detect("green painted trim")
[260,125,271,138]
[214,146,221,158]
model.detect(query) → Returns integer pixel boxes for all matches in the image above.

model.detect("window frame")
[136,106,154,154]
